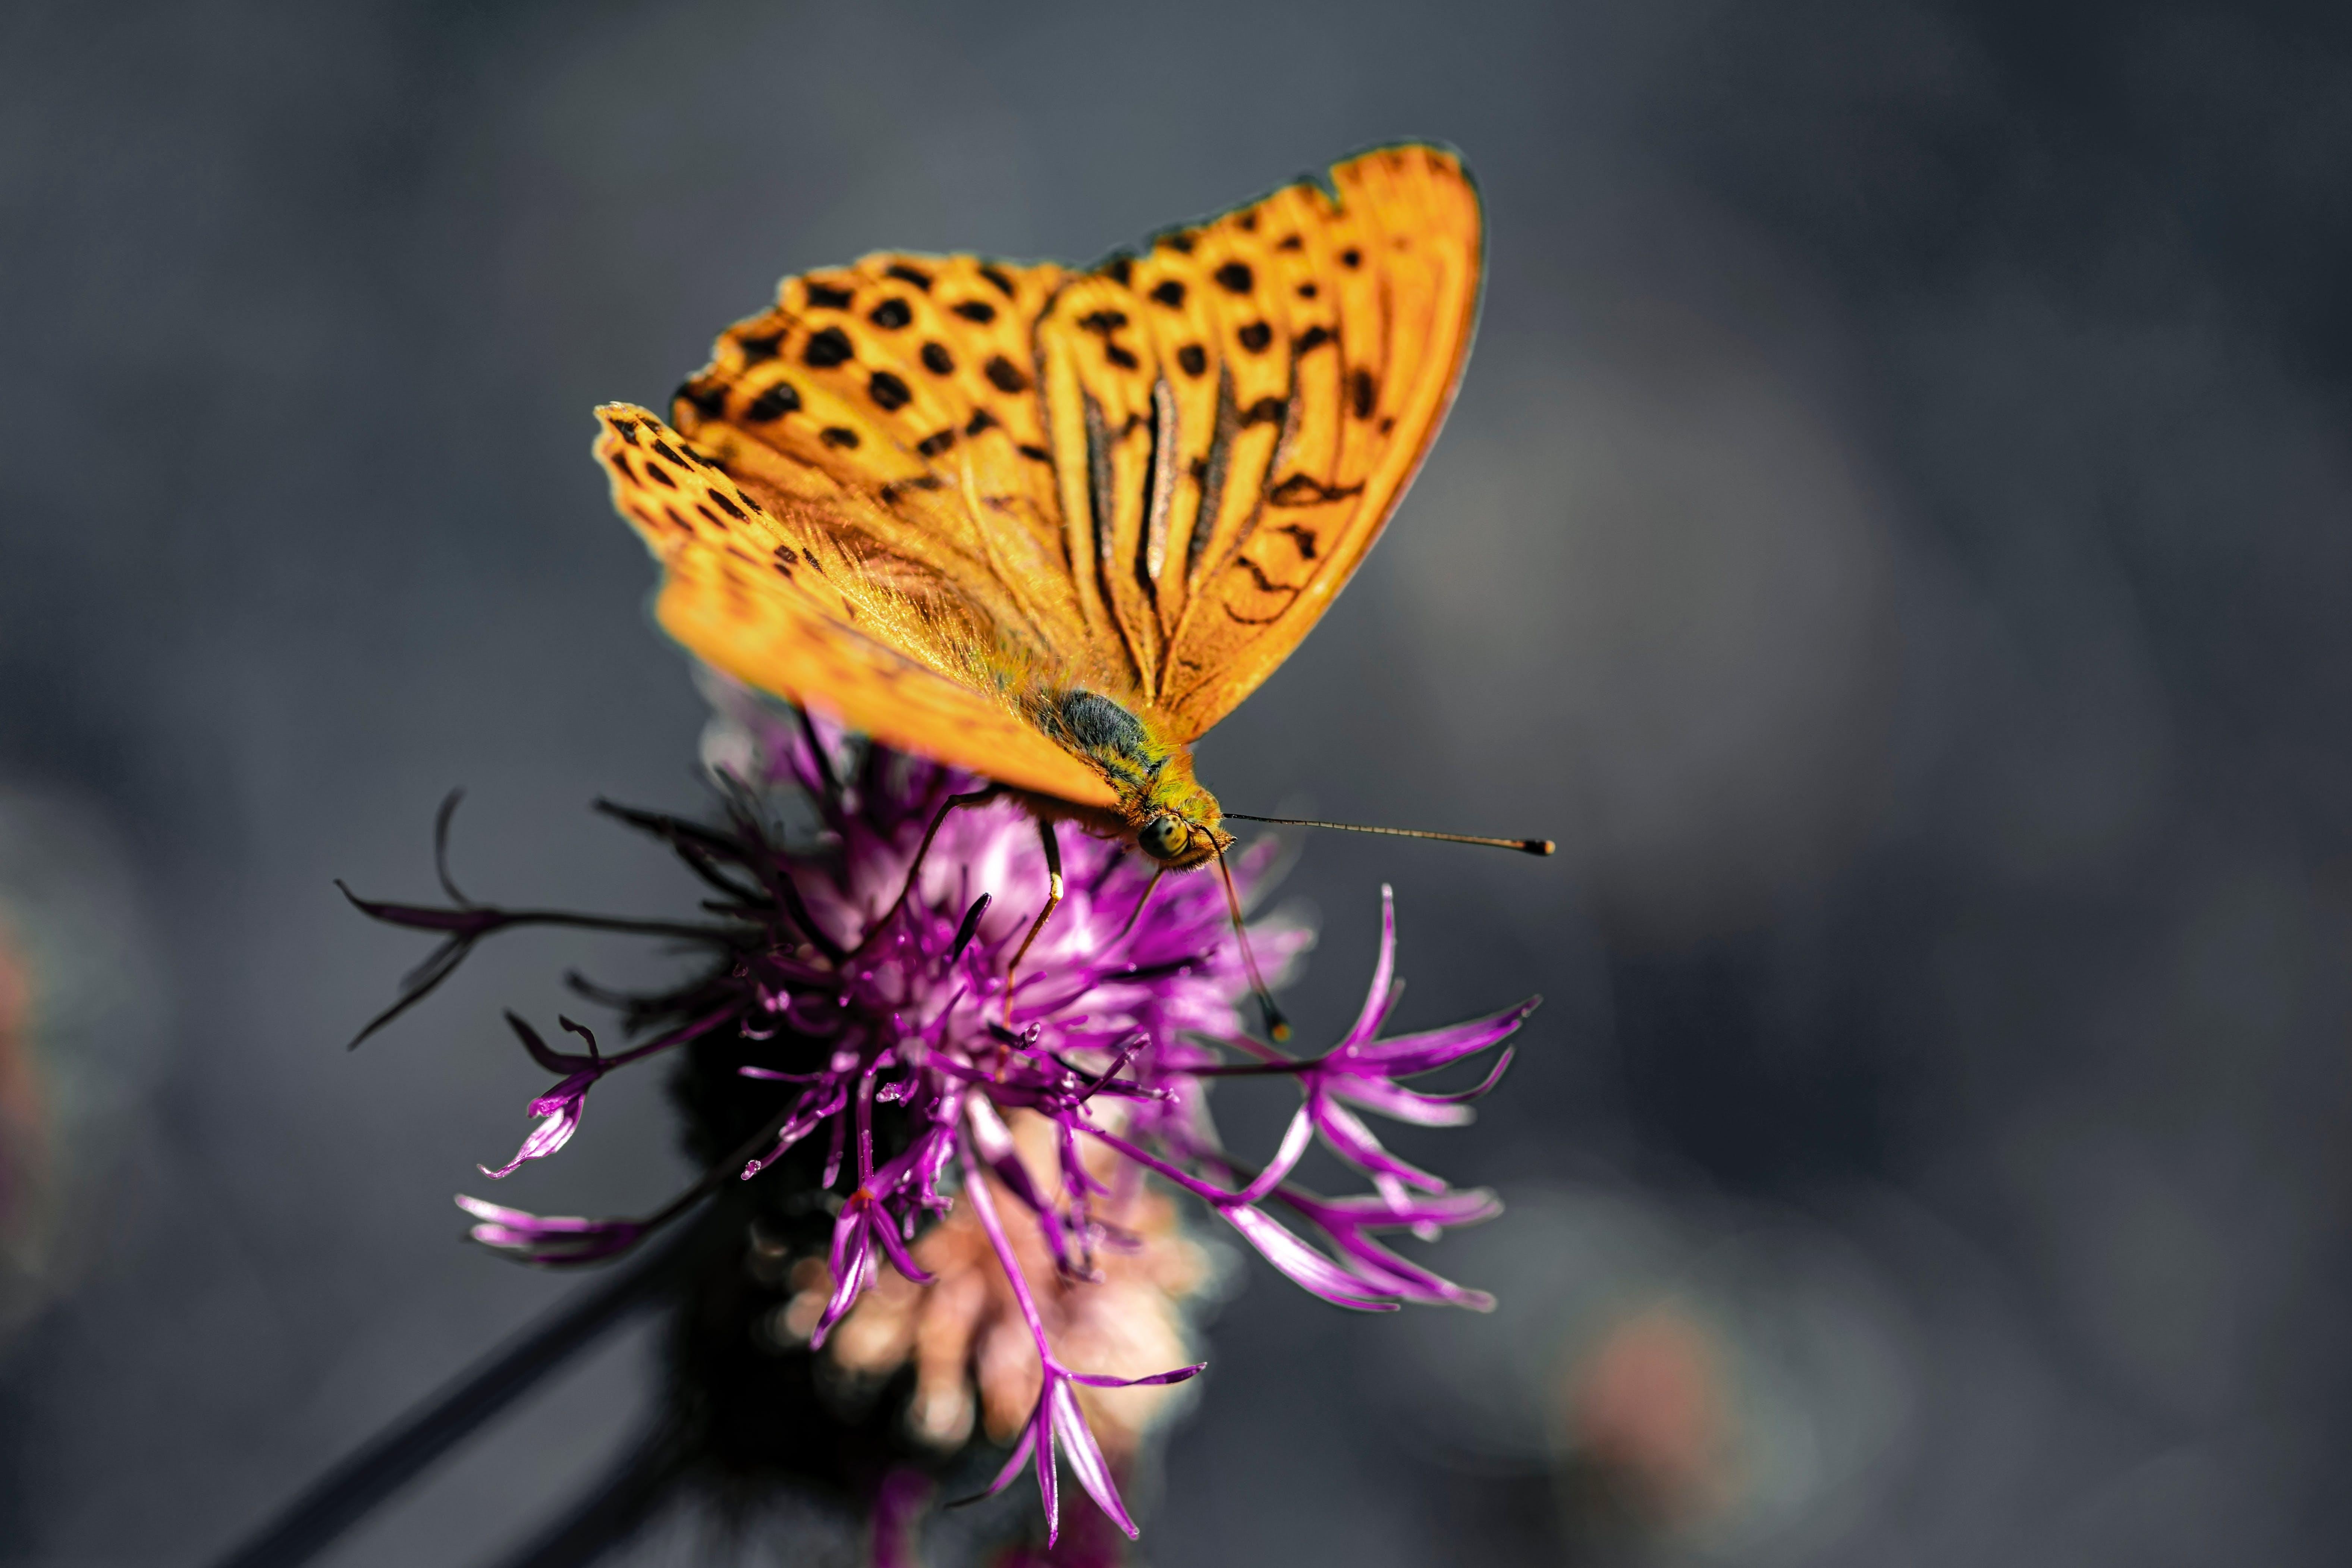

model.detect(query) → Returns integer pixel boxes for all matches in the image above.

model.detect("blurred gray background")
[4,1,2349,1563]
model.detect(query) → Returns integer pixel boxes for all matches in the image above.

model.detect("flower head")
[348,690,1537,1548]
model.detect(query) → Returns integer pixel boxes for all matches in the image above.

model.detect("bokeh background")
[4,1,2350,1563]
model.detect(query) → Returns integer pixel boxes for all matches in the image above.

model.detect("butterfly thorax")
[1033,690,1228,870]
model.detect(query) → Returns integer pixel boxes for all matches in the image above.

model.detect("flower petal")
[1347,998,1538,1073]
[477,1102,582,1179]
[1311,1098,1448,1192]
[1339,885,1400,1049]
[1233,1106,1316,1204]
[1050,1374,1139,1539]
[1222,1204,1398,1311]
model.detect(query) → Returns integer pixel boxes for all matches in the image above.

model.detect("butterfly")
[591,145,1486,1015]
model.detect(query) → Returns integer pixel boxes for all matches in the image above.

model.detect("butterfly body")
[595,144,1482,874]
[1026,689,1228,869]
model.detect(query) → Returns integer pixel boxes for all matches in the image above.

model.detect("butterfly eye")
[1137,816,1188,862]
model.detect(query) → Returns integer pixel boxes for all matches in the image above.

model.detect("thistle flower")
[346,691,1537,1550]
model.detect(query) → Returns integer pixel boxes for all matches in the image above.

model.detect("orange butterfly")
[593,144,1508,1025]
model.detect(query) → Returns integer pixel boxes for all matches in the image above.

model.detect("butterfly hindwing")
[593,403,1117,808]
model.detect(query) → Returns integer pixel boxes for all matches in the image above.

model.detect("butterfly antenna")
[1224,814,1555,856]
[1215,848,1291,1042]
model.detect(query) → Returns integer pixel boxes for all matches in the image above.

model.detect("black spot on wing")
[804,327,854,368]
[1150,280,1185,308]
[1350,368,1378,420]
[1215,261,1253,293]
[979,266,1016,297]
[736,331,782,363]
[745,381,801,421]
[885,263,932,290]
[1267,474,1363,507]
[867,298,912,329]
[1238,321,1272,353]
[920,341,954,374]
[985,355,1031,393]
[820,427,860,449]
[1176,344,1206,378]
[804,281,855,309]
[868,371,912,411]
[951,299,997,323]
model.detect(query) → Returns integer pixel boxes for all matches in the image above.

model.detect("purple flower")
[350,691,1535,1545]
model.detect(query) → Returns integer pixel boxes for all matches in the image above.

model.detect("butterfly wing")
[603,142,1479,789]
[1029,143,1485,739]
[593,403,1117,807]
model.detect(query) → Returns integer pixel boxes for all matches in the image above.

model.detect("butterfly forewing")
[601,143,1482,797]
[1141,145,1483,738]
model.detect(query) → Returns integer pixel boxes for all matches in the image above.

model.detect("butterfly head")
[1118,737,1229,870]
[1136,807,1228,870]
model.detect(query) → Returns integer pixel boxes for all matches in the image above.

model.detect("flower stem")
[203,1206,730,1568]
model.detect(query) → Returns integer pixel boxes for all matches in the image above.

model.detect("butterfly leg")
[1003,817,1064,1027]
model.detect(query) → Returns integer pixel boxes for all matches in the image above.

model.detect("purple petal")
[1049,1375,1139,1539]
[1036,1386,1061,1545]
[1347,999,1538,1073]
[1326,1074,1479,1128]
[1234,1106,1315,1204]
[526,1067,600,1119]
[976,1411,1039,1500]
[871,1205,937,1285]
[1297,1186,1505,1231]
[1322,1228,1496,1311]
[477,1102,582,1179]
[1066,1361,1206,1388]
[1311,1098,1448,1192]
[811,1229,874,1347]
[1222,1205,1398,1311]
[452,1194,641,1263]
[1338,886,1400,1050]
